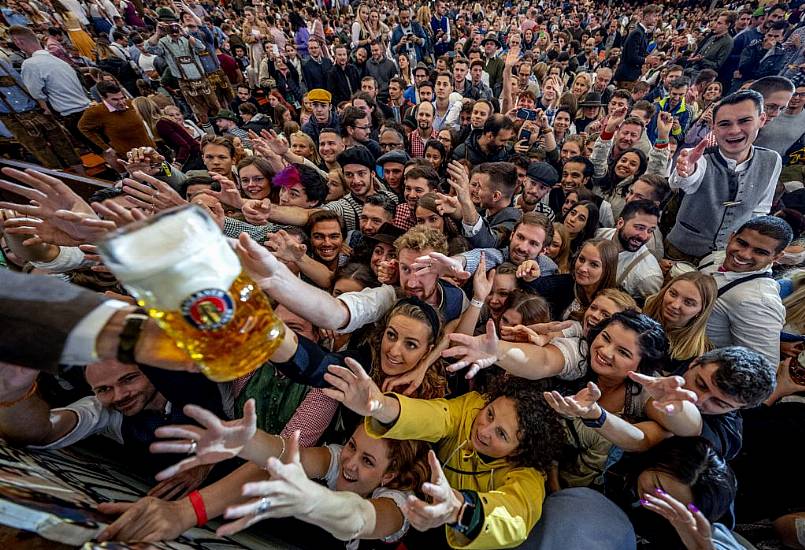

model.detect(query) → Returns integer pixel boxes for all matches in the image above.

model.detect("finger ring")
[188,440,197,455]
[155,191,160,198]
[256,497,271,515]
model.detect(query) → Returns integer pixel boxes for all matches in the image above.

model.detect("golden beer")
[99,205,285,382]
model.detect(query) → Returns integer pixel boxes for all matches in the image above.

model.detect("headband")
[395,296,441,340]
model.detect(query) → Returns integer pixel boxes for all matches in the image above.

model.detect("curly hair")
[384,437,432,498]
[394,224,449,256]
[484,377,564,472]
[697,346,776,407]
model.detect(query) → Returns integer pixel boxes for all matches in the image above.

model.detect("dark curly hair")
[697,346,776,407]
[485,377,564,472]
[582,310,669,419]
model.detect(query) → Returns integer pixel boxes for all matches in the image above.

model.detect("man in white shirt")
[698,215,793,366]
[596,200,664,300]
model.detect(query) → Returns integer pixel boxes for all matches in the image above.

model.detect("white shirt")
[669,146,780,217]
[597,228,664,299]
[337,283,468,334]
[322,444,409,549]
[60,300,130,365]
[699,251,784,366]
[29,396,124,450]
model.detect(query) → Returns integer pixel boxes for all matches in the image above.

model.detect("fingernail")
[639,499,649,506]
[687,503,699,513]
[655,488,666,495]
[665,404,675,413]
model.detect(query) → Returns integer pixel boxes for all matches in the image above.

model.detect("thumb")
[285,430,301,464]
[486,318,498,341]
[691,139,707,159]
[427,449,445,484]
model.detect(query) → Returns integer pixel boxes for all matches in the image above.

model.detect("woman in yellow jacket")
[323,358,565,549]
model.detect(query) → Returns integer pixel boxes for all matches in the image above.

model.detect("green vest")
[235,363,310,435]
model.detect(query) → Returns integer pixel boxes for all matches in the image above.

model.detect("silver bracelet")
[470,298,484,309]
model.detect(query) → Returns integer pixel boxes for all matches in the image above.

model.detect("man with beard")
[451,114,515,164]
[414,211,558,282]
[0,359,224,498]
[517,162,559,221]
[667,90,780,263]
[698,215,792,366]
[408,101,438,158]
[326,44,361,106]
[596,200,663,300]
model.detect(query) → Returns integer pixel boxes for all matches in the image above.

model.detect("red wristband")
[188,490,207,526]
[600,130,615,140]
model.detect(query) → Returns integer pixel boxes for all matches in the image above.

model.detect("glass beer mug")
[98,205,284,381]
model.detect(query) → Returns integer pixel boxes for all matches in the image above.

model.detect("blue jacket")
[647,96,691,144]
[390,22,430,64]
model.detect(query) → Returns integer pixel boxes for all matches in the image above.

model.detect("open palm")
[150,399,258,480]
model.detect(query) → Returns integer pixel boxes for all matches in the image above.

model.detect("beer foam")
[100,207,241,310]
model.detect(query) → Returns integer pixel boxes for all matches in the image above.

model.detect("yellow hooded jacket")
[365,391,546,549]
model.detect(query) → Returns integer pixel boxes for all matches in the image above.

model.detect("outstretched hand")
[411,251,471,281]
[219,431,316,536]
[402,450,463,531]
[676,140,707,178]
[543,382,603,420]
[150,399,258,480]
[627,371,698,415]
[322,357,385,416]
[442,319,500,379]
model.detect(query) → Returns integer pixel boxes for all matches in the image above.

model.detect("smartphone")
[519,128,532,142]
[516,108,538,121]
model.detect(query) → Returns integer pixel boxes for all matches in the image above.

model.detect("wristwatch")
[450,490,476,535]
[117,311,149,365]
[581,407,607,429]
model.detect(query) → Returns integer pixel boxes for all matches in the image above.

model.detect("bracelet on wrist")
[0,381,37,409]
[188,490,208,526]
[275,434,286,461]
[470,298,485,309]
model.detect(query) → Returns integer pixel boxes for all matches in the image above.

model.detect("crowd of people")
[0,0,804,548]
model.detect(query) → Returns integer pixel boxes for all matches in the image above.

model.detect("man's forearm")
[0,393,71,446]
[269,204,316,226]
[259,260,349,329]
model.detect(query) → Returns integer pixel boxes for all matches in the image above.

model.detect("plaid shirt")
[393,203,416,230]
[324,189,399,233]
[408,128,437,158]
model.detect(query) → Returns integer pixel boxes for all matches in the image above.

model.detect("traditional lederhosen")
[0,73,81,168]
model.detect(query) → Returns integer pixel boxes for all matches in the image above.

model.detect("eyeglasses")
[380,142,403,150]
[241,176,266,185]
[353,125,372,131]
[793,92,805,98]
[765,104,785,114]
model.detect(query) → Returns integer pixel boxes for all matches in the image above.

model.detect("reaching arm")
[0,366,77,446]
[235,234,352,329]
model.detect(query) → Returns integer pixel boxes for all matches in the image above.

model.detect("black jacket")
[613,24,647,82]
[301,56,333,91]
[326,63,361,105]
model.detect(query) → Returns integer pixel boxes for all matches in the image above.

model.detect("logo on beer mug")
[181,288,235,330]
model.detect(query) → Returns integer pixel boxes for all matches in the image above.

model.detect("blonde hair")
[551,222,571,273]
[643,272,717,361]
[132,96,162,137]
[394,224,449,255]
[290,131,322,166]
[596,288,640,313]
